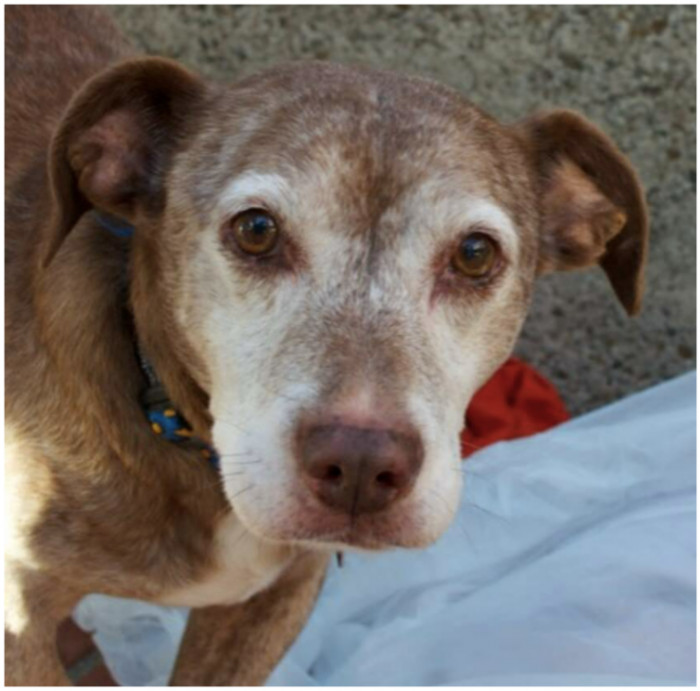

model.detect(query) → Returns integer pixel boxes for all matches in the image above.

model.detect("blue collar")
[95,211,135,239]
[95,211,219,469]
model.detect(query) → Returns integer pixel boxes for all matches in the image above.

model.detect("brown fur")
[516,109,649,314]
[171,551,328,686]
[5,6,648,686]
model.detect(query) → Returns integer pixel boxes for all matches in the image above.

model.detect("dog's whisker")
[422,492,475,548]
[457,468,498,485]
[428,487,453,517]
[231,525,250,551]
[259,381,307,405]
[229,483,255,501]
[186,475,225,495]
[183,462,260,496]
[460,439,481,451]
[212,416,255,436]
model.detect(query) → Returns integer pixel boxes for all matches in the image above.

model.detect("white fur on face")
[217,171,295,221]
[176,165,526,551]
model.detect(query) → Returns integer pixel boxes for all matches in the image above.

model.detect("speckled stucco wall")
[110,5,696,414]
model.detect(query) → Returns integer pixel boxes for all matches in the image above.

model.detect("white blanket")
[75,372,696,686]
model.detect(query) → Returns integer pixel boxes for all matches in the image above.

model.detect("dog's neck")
[96,211,219,467]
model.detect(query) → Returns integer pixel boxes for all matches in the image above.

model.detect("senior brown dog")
[5,6,648,685]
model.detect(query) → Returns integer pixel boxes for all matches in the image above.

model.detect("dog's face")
[47,60,647,550]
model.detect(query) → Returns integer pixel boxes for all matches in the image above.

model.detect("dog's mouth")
[291,528,394,552]
[226,477,449,552]
[279,518,407,552]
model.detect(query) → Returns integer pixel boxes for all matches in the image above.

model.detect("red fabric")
[460,357,569,458]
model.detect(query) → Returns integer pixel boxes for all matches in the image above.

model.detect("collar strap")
[95,210,219,469]
[143,392,219,469]
[95,211,135,239]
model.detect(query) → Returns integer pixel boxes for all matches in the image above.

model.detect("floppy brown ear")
[518,109,649,316]
[44,57,207,266]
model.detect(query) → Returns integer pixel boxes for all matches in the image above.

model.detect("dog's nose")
[299,423,423,515]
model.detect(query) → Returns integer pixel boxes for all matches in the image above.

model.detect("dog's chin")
[231,490,453,553]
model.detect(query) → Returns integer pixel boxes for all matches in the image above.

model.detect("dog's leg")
[5,625,69,686]
[170,551,328,686]
[5,569,73,686]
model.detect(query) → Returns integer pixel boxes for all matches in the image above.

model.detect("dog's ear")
[44,57,206,266]
[517,109,648,315]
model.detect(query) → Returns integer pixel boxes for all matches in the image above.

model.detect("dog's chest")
[157,513,294,608]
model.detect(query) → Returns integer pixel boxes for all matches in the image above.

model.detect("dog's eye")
[452,233,498,278]
[230,210,279,255]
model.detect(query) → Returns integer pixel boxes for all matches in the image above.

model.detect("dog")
[5,6,648,686]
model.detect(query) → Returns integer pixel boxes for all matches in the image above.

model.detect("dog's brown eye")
[452,233,497,278]
[230,210,279,255]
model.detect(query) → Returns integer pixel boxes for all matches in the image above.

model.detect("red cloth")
[460,357,569,458]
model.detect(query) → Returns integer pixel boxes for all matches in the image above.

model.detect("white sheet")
[75,372,696,686]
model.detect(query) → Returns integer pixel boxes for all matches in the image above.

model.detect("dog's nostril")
[375,470,397,488]
[324,464,343,482]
